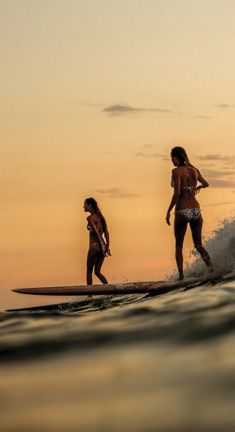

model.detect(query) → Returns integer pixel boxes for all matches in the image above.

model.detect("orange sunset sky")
[1,1,235,307]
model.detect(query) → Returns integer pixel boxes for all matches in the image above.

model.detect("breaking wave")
[185,218,235,278]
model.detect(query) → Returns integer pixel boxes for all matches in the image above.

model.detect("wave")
[185,218,235,278]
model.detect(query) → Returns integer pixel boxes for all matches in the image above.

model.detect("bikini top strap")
[182,165,195,193]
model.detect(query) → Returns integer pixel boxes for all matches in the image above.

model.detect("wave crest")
[185,218,235,278]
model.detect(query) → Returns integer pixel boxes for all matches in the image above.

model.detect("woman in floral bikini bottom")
[166,146,214,280]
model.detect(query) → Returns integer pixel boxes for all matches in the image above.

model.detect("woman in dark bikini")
[166,147,214,280]
[84,197,111,285]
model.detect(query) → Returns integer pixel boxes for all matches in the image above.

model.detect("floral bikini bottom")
[176,207,201,221]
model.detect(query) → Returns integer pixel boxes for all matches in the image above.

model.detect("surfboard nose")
[12,288,31,294]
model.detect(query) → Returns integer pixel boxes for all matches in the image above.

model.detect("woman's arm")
[166,169,181,225]
[88,215,106,254]
[196,170,209,193]
[103,226,111,255]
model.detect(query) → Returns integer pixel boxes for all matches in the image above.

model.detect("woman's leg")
[190,216,214,270]
[94,253,108,284]
[174,215,188,280]
[86,248,96,285]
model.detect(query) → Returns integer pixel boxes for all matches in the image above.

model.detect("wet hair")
[85,197,107,229]
[171,146,190,166]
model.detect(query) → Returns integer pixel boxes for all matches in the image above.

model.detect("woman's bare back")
[172,166,200,210]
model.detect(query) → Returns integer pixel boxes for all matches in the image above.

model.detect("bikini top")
[182,166,197,194]
[182,185,195,194]
[172,165,197,195]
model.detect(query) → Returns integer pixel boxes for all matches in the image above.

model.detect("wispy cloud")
[136,151,163,159]
[135,145,168,161]
[200,167,235,189]
[194,115,211,119]
[93,187,139,198]
[214,103,234,109]
[202,168,234,177]
[196,153,235,188]
[207,179,235,188]
[103,104,172,116]
[142,144,154,149]
[198,154,235,163]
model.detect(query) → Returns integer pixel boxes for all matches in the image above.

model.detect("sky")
[0,0,235,307]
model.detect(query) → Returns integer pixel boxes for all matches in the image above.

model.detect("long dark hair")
[171,146,190,166]
[85,197,107,229]
[171,146,199,175]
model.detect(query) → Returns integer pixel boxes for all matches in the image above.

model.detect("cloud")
[135,151,164,159]
[214,104,234,109]
[206,179,235,188]
[142,144,154,149]
[202,168,234,177]
[93,187,139,198]
[198,154,235,163]
[194,115,211,119]
[135,146,168,160]
[199,167,235,188]
[103,104,172,116]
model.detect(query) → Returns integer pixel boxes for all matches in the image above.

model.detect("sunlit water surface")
[1,221,235,432]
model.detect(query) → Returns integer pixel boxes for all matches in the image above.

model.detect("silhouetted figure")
[166,147,214,280]
[84,198,111,285]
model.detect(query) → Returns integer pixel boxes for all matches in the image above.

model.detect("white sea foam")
[185,218,235,278]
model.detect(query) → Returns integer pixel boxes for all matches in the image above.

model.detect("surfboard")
[12,278,207,297]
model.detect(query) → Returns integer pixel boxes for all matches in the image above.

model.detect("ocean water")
[0,220,235,432]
